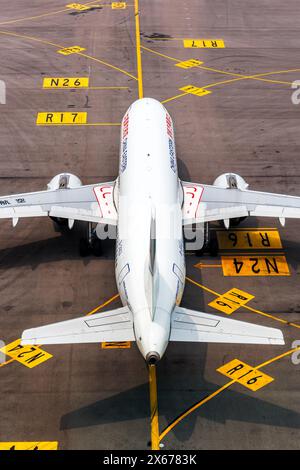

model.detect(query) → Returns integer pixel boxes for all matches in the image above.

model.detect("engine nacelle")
[47,173,83,229]
[213,172,249,191]
[47,173,82,191]
[213,173,249,227]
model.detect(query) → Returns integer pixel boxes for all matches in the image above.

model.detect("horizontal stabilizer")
[21,307,135,345]
[170,306,284,345]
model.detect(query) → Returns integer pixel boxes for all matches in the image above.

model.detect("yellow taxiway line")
[0,30,137,82]
[0,1,102,26]
[159,344,300,443]
[134,0,144,98]
[149,365,160,450]
[186,276,300,330]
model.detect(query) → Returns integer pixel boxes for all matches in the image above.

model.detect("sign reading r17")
[36,112,87,125]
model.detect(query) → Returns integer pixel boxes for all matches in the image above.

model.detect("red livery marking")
[166,113,173,139]
[123,113,129,139]
[183,185,204,218]
[94,185,116,218]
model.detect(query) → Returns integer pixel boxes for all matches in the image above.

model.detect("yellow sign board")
[0,442,58,450]
[221,255,290,276]
[36,112,87,125]
[0,339,52,368]
[43,77,89,88]
[57,46,85,55]
[183,39,225,48]
[175,59,203,69]
[217,229,282,250]
[66,3,90,10]
[112,2,127,8]
[179,85,211,97]
[209,288,254,315]
[217,358,274,391]
[102,341,131,349]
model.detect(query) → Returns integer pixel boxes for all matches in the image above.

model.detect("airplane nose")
[145,351,161,365]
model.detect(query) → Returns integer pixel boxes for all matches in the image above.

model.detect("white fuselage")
[115,98,185,363]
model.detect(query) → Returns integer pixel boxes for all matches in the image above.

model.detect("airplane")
[2,97,300,364]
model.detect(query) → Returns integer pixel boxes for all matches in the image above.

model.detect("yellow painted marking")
[175,59,203,69]
[0,358,15,368]
[161,93,187,105]
[159,345,300,443]
[0,1,98,26]
[86,294,120,316]
[141,45,298,90]
[217,229,282,250]
[112,2,127,8]
[43,77,89,88]
[179,85,211,97]
[101,341,131,349]
[134,0,143,98]
[217,358,273,391]
[186,276,300,330]
[0,339,52,369]
[149,365,160,450]
[36,112,87,125]
[221,255,290,276]
[57,45,86,55]
[195,263,222,268]
[66,3,90,10]
[78,52,137,80]
[208,288,254,315]
[0,442,58,450]
[183,39,225,48]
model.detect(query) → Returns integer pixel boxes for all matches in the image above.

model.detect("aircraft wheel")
[91,238,102,257]
[209,238,219,257]
[79,238,91,257]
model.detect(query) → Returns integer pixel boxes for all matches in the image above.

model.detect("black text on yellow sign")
[101,341,131,349]
[175,59,203,69]
[57,46,85,55]
[43,77,89,88]
[0,339,52,368]
[209,288,254,315]
[216,229,282,250]
[66,3,90,10]
[111,2,127,8]
[221,255,290,276]
[217,358,274,391]
[36,112,87,125]
[179,85,211,97]
[0,441,58,450]
[183,39,225,48]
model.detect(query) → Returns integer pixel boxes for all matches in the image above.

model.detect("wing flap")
[21,306,135,345]
[182,181,300,224]
[170,306,284,345]
[0,181,118,225]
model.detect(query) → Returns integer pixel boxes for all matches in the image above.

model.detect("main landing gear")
[79,222,102,257]
[195,223,219,257]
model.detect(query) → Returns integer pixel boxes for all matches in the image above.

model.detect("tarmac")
[0,0,300,450]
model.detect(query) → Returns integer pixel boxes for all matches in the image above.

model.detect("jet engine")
[47,173,82,228]
[213,172,249,227]
[47,173,82,191]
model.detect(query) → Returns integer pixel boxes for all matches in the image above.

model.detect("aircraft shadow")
[0,226,116,269]
[60,277,300,443]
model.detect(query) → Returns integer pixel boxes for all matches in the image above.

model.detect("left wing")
[182,181,300,225]
[0,180,118,226]
[21,306,134,345]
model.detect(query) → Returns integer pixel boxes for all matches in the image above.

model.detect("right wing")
[170,306,284,345]
[0,178,118,226]
[21,306,134,345]
[182,181,300,226]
